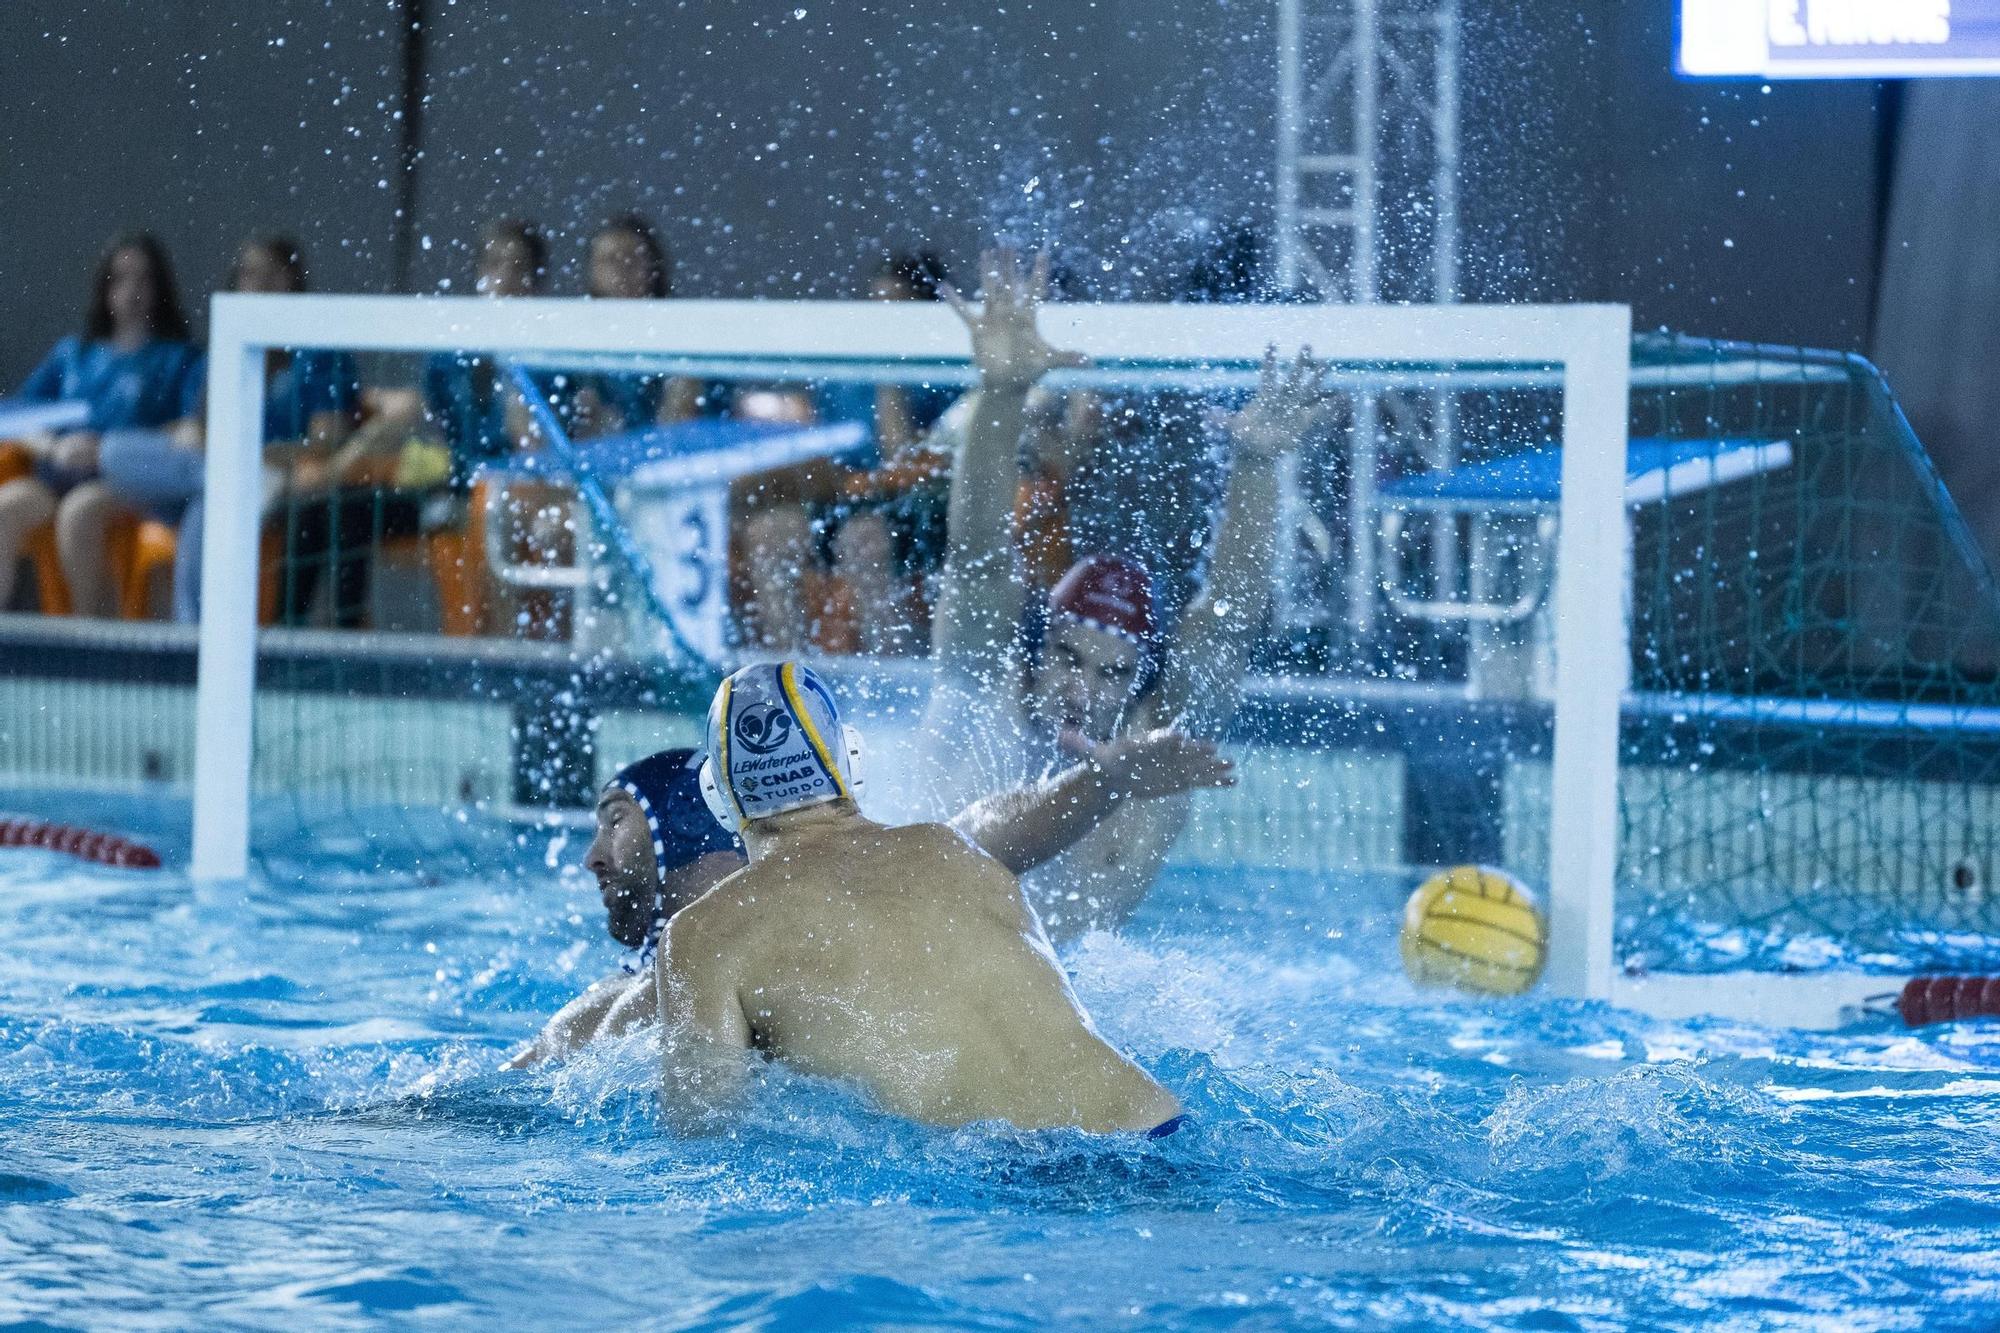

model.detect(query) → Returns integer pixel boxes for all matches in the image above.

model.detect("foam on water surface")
[3,797,2000,1330]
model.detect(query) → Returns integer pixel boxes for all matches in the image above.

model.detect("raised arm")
[928,249,1085,677]
[502,973,637,1071]
[1152,349,1331,737]
[655,916,753,1133]
[951,729,1236,875]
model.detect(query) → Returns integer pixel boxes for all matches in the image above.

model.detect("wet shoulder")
[893,821,1025,912]
[667,865,765,951]
[887,820,990,862]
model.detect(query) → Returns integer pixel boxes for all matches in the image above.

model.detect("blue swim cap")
[607,747,741,884]
[699,662,864,832]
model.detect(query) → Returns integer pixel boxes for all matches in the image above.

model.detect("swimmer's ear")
[699,756,740,834]
[842,725,867,797]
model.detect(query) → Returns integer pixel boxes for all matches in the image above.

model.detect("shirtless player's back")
[659,662,1182,1135]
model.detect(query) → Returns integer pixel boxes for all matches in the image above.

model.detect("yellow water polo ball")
[1399,865,1547,997]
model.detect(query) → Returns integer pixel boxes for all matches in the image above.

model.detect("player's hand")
[49,431,101,472]
[1066,727,1237,801]
[568,384,611,437]
[1227,346,1331,461]
[287,454,332,495]
[941,247,1088,391]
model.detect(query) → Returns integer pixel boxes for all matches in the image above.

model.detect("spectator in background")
[0,233,204,613]
[300,220,554,633]
[575,212,669,435]
[418,219,564,636]
[820,252,961,654]
[814,252,959,450]
[64,236,361,622]
[737,251,961,654]
[569,212,720,432]
[298,219,548,505]
[420,218,550,483]
[588,213,668,301]
[484,212,689,639]
[1182,225,1269,305]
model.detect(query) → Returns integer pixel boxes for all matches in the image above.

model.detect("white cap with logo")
[698,661,865,834]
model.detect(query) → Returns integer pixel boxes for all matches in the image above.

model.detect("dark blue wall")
[0,2,404,384]
[0,0,1890,390]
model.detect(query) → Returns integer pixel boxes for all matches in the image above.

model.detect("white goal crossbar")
[192,293,1634,1000]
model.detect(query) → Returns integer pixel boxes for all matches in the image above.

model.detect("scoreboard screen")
[1679,1,2000,78]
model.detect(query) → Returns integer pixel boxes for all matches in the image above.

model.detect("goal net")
[167,295,1629,993]
[14,290,1997,1020]
[1612,338,2000,993]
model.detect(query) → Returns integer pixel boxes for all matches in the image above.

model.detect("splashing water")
[3,791,2000,1329]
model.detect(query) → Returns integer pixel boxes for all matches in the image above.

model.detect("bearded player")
[506,721,1232,1069]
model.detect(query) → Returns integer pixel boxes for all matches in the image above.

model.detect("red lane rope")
[1894,976,2000,1027]
[0,817,161,870]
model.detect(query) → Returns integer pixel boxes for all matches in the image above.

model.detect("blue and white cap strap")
[622,913,666,976]
[615,777,671,877]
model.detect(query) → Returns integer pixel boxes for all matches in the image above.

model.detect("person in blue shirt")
[412,216,706,639]
[569,213,672,433]
[0,233,202,611]
[417,215,677,465]
[739,251,962,654]
[403,219,575,635]
[558,212,728,434]
[810,252,960,445]
[61,236,362,621]
[421,219,550,488]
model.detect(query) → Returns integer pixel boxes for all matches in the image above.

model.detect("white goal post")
[192,293,1634,1000]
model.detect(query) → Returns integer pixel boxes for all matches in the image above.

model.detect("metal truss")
[1274,0,1464,639]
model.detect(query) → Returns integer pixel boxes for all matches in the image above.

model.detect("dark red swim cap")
[1048,554,1155,645]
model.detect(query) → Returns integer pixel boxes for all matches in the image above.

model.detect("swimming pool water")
[4,792,2000,1330]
